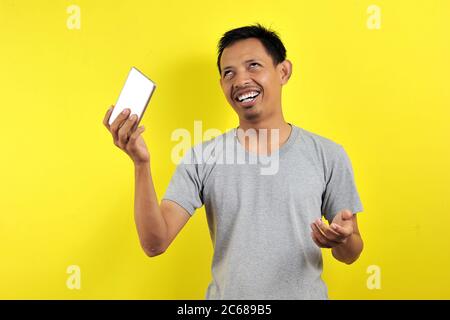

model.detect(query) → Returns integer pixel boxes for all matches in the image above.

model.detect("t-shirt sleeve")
[321,144,364,223]
[162,148,204,216]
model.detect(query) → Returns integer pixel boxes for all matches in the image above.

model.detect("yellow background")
[1,0,449,299]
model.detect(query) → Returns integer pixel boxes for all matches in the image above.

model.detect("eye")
[223,70,233,79]
[249,62,260,68]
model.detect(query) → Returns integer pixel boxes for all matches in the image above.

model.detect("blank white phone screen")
[108,67,156,126]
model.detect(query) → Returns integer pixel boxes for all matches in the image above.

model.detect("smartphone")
[108,67,156,127]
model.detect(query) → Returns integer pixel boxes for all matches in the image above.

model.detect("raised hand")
[103,106,150,165]
[310,209,354,248]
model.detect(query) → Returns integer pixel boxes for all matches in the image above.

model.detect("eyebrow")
[222,59,260,72]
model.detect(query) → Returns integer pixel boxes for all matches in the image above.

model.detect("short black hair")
[217,23,287,74]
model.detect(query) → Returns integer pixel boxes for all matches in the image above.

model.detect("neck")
[237,109,289,131]
[236,111,293,153]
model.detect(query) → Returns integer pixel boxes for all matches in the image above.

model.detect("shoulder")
[179,128,233,165]
[297,126,345,160]
[295,126,355,184]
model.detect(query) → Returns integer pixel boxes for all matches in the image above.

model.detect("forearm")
[134,161,167,255]
[331,233,363,264]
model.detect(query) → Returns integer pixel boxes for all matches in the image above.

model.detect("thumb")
[341,209,353,220]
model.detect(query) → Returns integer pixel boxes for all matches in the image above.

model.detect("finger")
[311,223,327,240]
[311,232,325,248]
[311,231,332,248]
[311,231,327,248]
[316,220,346,242]
[312,219,327,237]
[110,108,132,141]
[127,126,145,146]
[103,105,114,130]
[341,209,353,221]
[314,219,342,241]
[330,223,352,237]
[311,223,341,247]
[118,113,138,148]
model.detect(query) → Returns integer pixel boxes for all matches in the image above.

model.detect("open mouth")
[234,90,261,108]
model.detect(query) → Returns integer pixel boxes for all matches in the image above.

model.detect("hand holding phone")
[108,67,156,127]
[104,67,155,165]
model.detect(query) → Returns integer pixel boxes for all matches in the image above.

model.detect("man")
[103,24,364,299]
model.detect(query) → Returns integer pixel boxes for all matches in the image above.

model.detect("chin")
[242,109,262,121]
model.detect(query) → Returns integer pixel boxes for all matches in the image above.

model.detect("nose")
[232,70,252,90]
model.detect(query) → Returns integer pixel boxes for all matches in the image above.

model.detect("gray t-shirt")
[162,124,363,299]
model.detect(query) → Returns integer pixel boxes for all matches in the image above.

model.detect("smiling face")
[219,38,292,123]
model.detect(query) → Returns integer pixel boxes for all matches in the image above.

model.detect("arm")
[103,106,190,258]
[134,162,191,257]
[134,162,167,256]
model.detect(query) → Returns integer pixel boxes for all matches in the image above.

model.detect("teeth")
[237,91,259,102]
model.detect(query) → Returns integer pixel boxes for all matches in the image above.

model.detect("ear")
[279,59,292,85]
